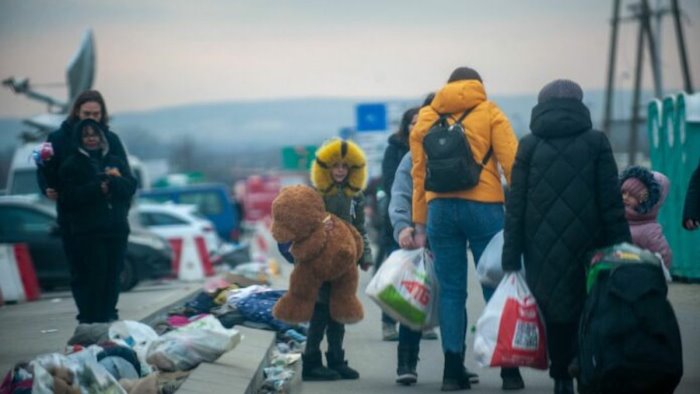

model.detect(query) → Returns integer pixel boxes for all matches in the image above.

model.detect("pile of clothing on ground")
[152,270,308,394]
[0,315,236,394]
[159,272,306,341]
[0,267,310,394]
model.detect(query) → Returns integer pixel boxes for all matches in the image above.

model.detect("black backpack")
[578,259,683,394]
[422,107,492,193]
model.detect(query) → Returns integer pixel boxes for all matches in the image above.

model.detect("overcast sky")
[1,0,698,117]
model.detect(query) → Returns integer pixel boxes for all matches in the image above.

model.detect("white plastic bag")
[146,315,241,371]
[476,230,505,287]
[365,248,439,331]
[477,230,525,288]
[109,320,159,376]
[473,272,548,370]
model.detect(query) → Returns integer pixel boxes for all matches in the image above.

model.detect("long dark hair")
[67,90,109,126]
[395,107,419,145]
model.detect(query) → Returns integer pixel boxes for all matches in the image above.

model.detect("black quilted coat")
[502,98,631,323]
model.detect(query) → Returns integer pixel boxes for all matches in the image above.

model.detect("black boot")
[501,367,525,390]
[396,345,419,385]
[554,379,574,394]
[460,349,479,384]
[326,350,359,380]
[301,351,341,381]
[441,352,471,391]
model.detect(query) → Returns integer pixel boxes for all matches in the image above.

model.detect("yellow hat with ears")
[311,138,367,196]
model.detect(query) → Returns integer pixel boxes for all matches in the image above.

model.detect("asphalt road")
[301,256,700,394]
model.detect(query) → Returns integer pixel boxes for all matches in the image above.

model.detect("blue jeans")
[427,199,504,353]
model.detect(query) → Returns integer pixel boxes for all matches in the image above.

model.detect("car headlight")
[129,232,168,251]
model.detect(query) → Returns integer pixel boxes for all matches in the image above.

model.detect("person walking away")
[377,107,419,341]
[501,79,631,394]
[410,67,520,391]
[388,150,479,386]
[682,159,700,231]
[620,166,672,268]
[58,119,136,323]
[36,90,130,323]
[300,138,373,381]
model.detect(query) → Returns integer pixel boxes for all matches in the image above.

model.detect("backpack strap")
[455,108,472,123]
[453,104,493,166]
[481,147,493,166]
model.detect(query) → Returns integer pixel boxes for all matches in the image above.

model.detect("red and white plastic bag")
[473,272,548,369]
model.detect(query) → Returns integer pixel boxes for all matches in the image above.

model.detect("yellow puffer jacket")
[410,80,518,224]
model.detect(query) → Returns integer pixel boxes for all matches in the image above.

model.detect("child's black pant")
[305,302,345,355]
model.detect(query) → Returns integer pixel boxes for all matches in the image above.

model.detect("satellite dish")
[66,29,95,103]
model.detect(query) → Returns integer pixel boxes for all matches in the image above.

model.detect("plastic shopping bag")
[473,272,548,370]
[476,230,505,288]
[109,320,159,376]
[365,248,439,331]
[477,230,525,288]
[146,315,241,371]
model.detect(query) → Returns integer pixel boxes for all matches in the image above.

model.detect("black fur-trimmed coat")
[502,98,631,323]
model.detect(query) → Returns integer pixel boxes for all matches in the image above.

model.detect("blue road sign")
[356,103,387,132]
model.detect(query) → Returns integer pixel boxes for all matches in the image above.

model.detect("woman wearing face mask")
[58,119,136,324]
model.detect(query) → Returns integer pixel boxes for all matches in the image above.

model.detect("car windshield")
[179,192,223,216]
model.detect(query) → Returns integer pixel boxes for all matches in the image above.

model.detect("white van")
[6,142,149,196]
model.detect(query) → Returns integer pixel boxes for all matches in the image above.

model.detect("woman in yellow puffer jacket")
[409,67,522,391]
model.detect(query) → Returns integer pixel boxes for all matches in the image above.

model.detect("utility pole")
[602,0,695,165]
[671,0,694,93]
[603,0,621,139]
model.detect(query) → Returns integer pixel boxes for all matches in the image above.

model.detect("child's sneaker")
[382,322,399,341]
[422,327,439,340]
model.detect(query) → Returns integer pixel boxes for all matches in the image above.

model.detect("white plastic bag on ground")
[473,272,548,370]
[146,315,241,371]
[365,248,439,331]
[109,320,159,376]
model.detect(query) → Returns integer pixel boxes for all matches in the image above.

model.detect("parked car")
[0,195,173,291]
[137,203,221,256]
[138,183,240,242]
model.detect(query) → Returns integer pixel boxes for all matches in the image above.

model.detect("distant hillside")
[0,90,656,156]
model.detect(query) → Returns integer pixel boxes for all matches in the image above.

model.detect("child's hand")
[398,227,417,250]
[684,218,699,231]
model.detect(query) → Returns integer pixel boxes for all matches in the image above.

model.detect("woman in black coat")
[59,118,137,323]
[501,80,631,394]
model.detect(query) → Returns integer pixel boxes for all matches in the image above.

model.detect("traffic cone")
[169,236,214,281]
[0,243,41,303]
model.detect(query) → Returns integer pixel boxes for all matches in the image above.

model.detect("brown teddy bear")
[270,184,364,324]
